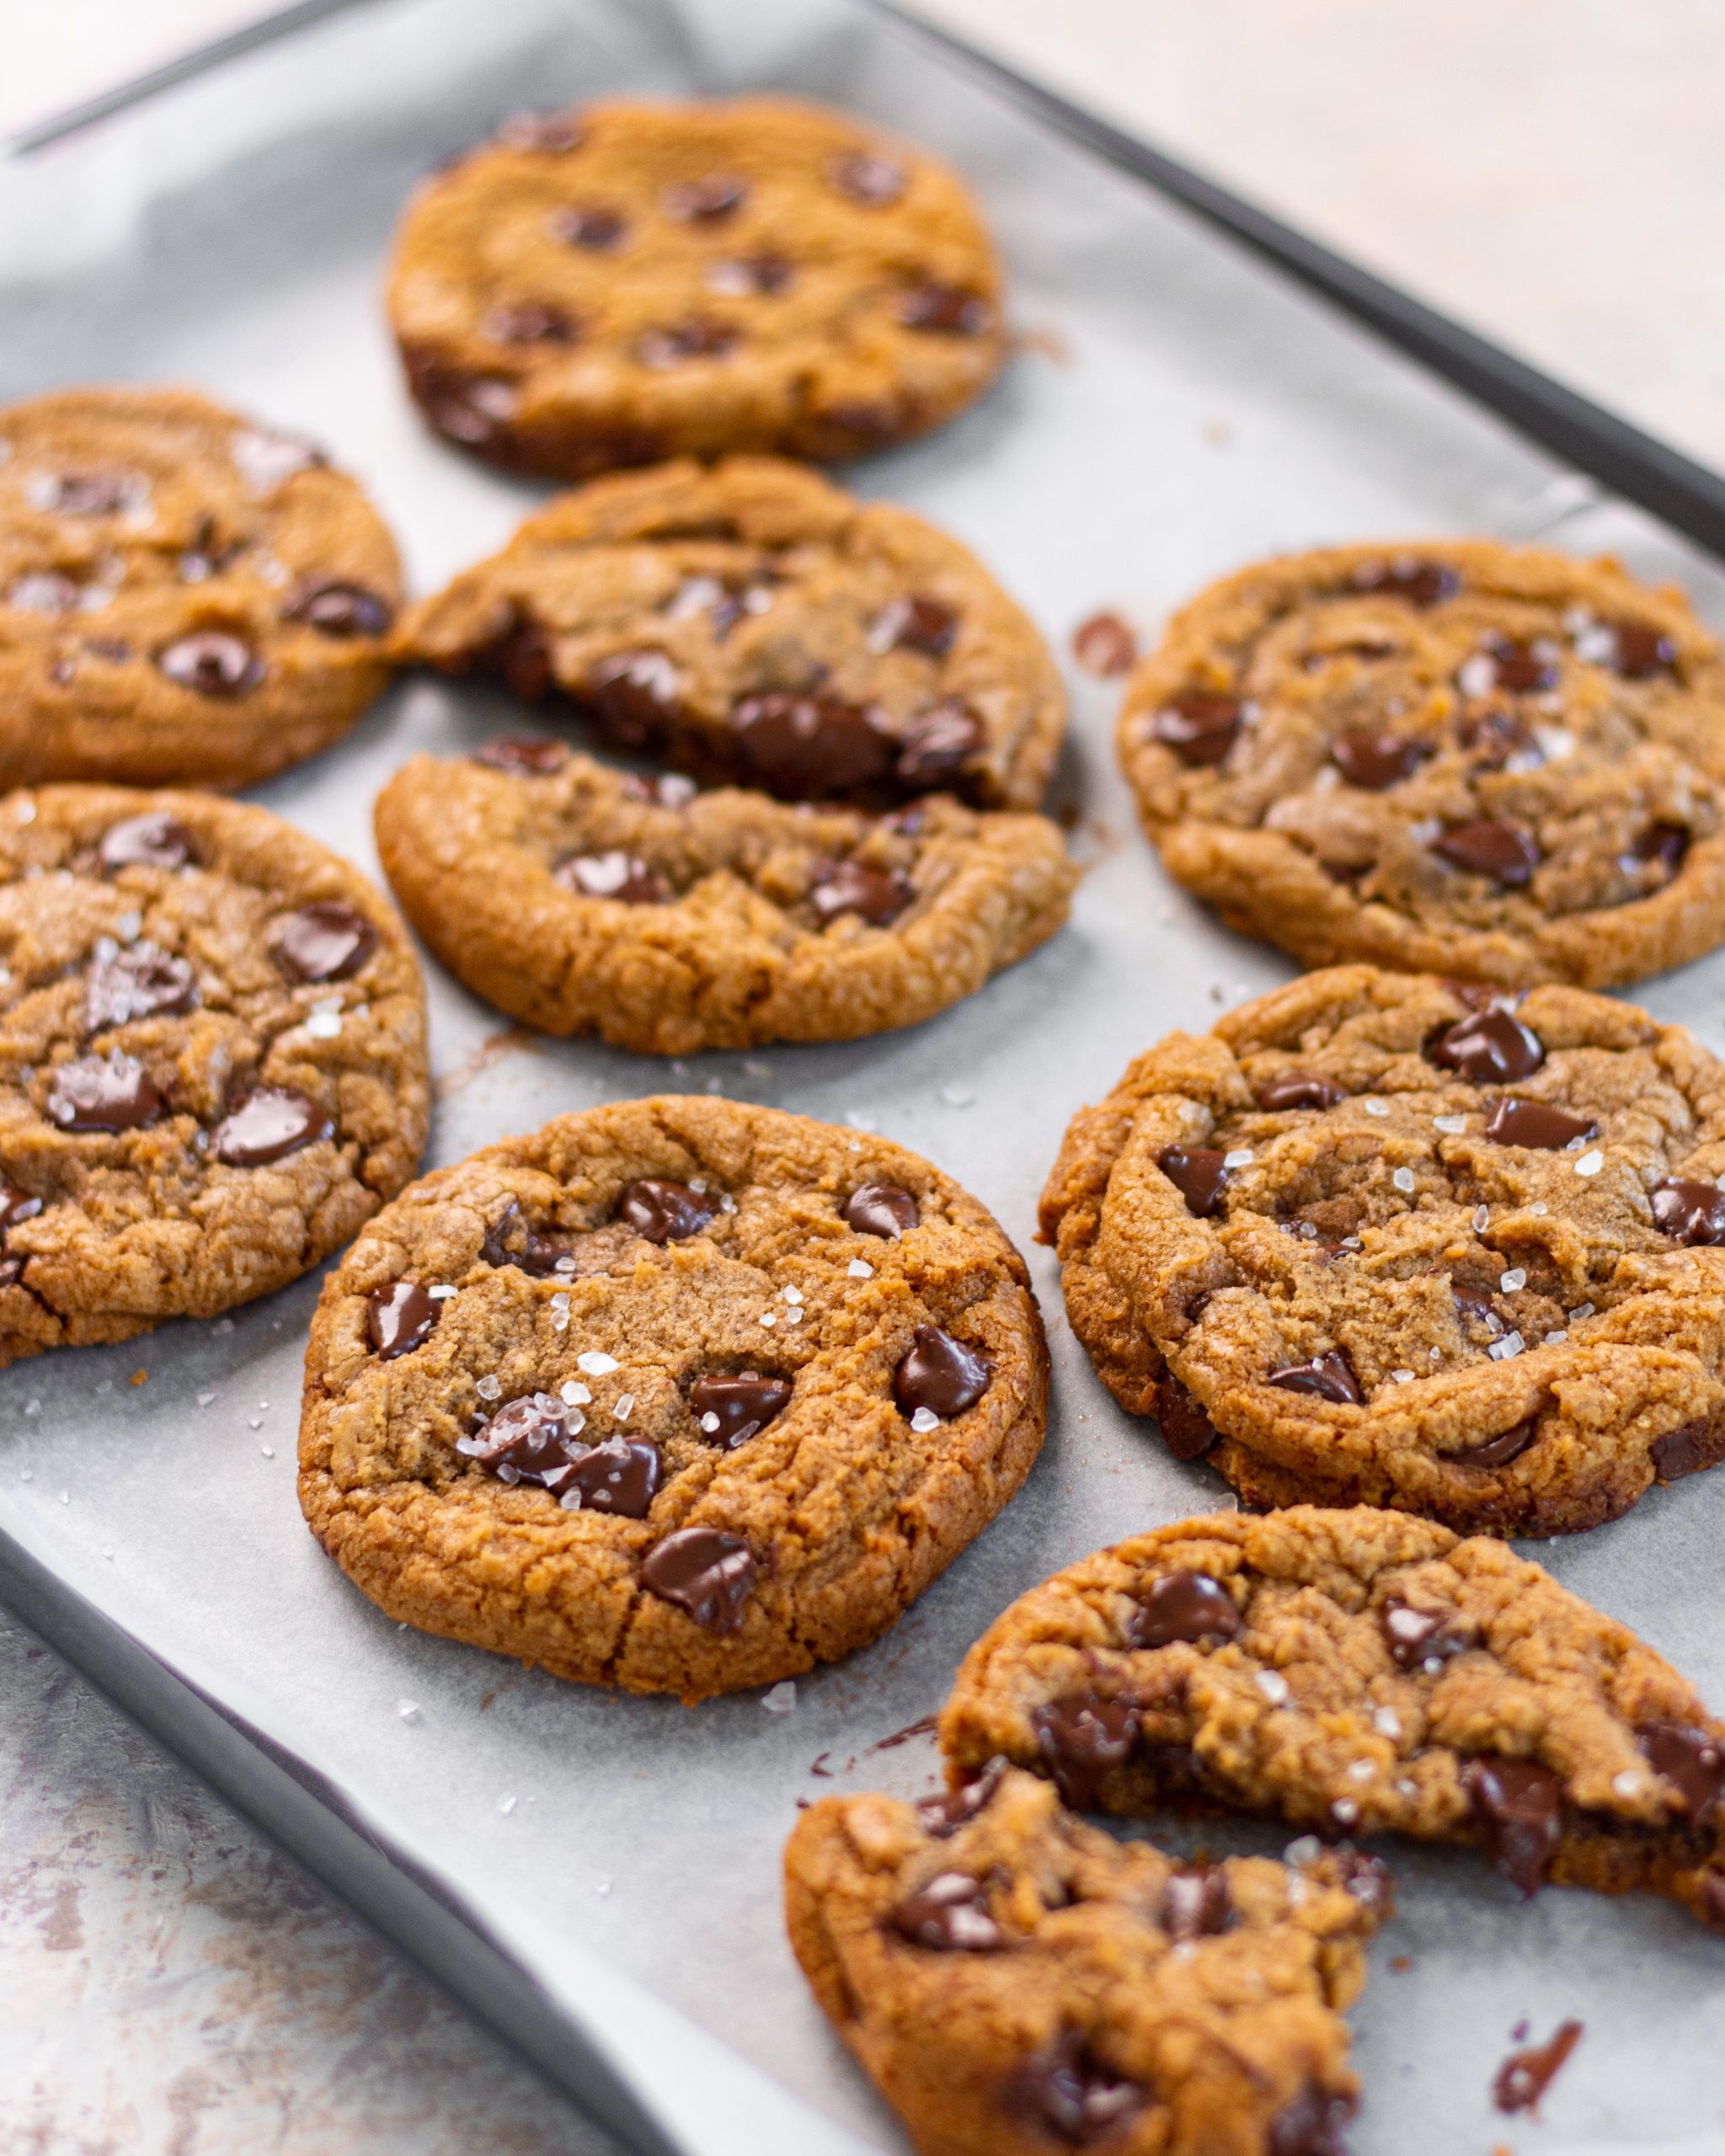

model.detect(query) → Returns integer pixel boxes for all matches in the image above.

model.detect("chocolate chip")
[469,607,554,701]
[1482,1098,1597,1150]
[664,173,748,222]
[1152,1373,1222,1461]
[99,813,195,873]
[1466,1754,1562,1894]
[283,579,394,638]
[1030,1693,1139,1806]
[892,1871,1001,1951]
[1268,2087,1355,2156]
[1379,1598,1470,1673]
[555,851,667,904]
[45,1054,163,1132]
[831,151,906,205]
[1007,2034,1145,2145]
[895,282,992,335]
[1256,1071,1347,1113]
[1650,1177,1725,1245]
[457,1390,582,1488]
[213,1087,334,1166]
[1462,635,1558,696]
[1268,1349,1361,1405]
[1125,1569,1242,1649]
[1426,1007,1545,1083]
[640,1526,758,1631]
[1152,691,1243,767]
[1458,708,1538,771]
[367,1280,440,1359]
[896,700,985,792]
[496,109,584,152]
[916,1760,1006,1837]
[40,472,136,516]
[1650,1414,1725,1482]
[1156,1144,1229,1218]
[483,300,579,345]
[473,736,569,776]
[1631,821,1690,876]
[637,318,740,369]
[86,944,197,1031]
[843,1183,918,1237]
[706,253,794,297]
[869,595,959,659]
[808,860,914,927]
[562,1436,660,1518]
[552,204,628,249]
[1431,819,1541,887]
[1331,729,1429,789]
[580,647,683,747]
[1593,618,1677,680]
[1071,611,1137,677]
[1639,1722,1725,1821]
[1459,1418,1540,1470]
[690,1372,793,1449]
[1349,558,1458,609]
[156,631,264,698]
[894,1325,991,1418]
[730,692,895,798]
[271,902,378,985]
[1159,1866,1232,1940]
[614,1179,716,1244]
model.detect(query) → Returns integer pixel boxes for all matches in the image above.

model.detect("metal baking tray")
[5,3,1725,2150]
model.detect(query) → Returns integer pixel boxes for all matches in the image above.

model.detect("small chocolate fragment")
[85,943,197,1031]
[1460,1418,1541,1470]
[367,1280,440,1360]
[869,595,958,659]
[1466,1754,1562,1894]
[1267,1348,1361,1405]
[1152,691,1243,767]
[473,736,568,776]
[706,253,793,297]
[1650,1415,1725,1482]
[843,1183,919,1238]
[483,300,578,346]
[283,579,394,638]
[1126,1570,1242,1652]
[1589,618,1677,680]
[1426,1006,1544,1083]
[690,1371,793,1449]
[1159,1867,1232,1940]
[916,1760,1006,1838]
[640,1526,758,1632]
[1462,635,1558,697]
[1256,1071,1347,1113]
[1630,821,1690,876]
[1156,1144,1229,1218]
[896,699,985,791]
[467,606,553,701]
[1071,611,1137,678]
[213,1087,334,1166]
[895,282,991,335]
[99,812,195,873]
[1650,1177,1725,1246]
[892,1871,1001,1951]
[518,1234,576,1277]
[893,1325,990,1418]
[271,901,378,985]
[1152,1374,1222,1462]
[730,691,895,798]
[1482,1098,1597,1150]
[1349,558,1458,610]
[636,319,740,368]
[1378,1598,1469,1673]
[155,631,264,698]
[1029,1693,1140,1807]
[496,109,584,152]
[562,1437,660,1518]
[45,1054,163,1133]
[1452,1283,1504,1337]
[1493,2020,1583,2116]
[614,1178,716,1244]
[1639,1722,1725,1822]
[664,173,748,222]
[553,203,628,248]
[1431,819,1541,888]
[1331,729,1429,789]
[1268,2087,1355,2156]
[479,1203,524,1268]
[1458,707,1538,771]
[556,851,668,905]
[830,151,906,205]
[582,648,682,745]
[1008,2033,1145,2145]
[808,860,914,927]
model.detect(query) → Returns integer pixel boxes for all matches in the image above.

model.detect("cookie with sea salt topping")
[0,784,427,1366]
[387,96,1005,477]
[398,455,1064,812]
[0,386,403,792]
[1041,964,1725,1535]
[372,742,1075,1054]
[784,1764,1385,2156]
[296,1096,1048,1701]
[941,1505,1725,1934]
[1118,538,1725,987]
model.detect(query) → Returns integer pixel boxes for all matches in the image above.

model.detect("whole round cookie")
[941,1506,1725,1933]
[1040,965,1725,1535]
[373,741,1075,1054]
[297,1097,1049,1701]
[0,785,428,1366]
[399,456,1065,811]
[1117,539,1725,987]
[0,386,403,792]
[387,96,1005,477]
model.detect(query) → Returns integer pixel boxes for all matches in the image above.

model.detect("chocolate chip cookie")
[1118,539,1725,987]
[1041,964,1725,1535]
[296,1097,1048,1701]
[941,1505,1725,1933]
[0,784,427,1365]
[398,455,1064,812]
[387,96,1006,477]
[784,1765,1385,2156]
[373,742,1075,1054]
[0,386,403,792]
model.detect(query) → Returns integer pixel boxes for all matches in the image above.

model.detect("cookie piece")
[373,743,1074,1054]
[1117,539,1725,988]
[1040,964,1725,1535]
[387,96,1005,477]
[0,784,427,1365]
[399,456,1064,812]
[0,386,403,792]
[785,1765,1384,2156]
[941,1505,1725,1934]
[296,1097,1047,1701]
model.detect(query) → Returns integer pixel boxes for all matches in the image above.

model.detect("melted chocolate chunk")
[1466,1755,1562,1894]
[1159,1866,1232,1940]
[1482,1098,1597,1150]
[1152,1374,1222,1461]
[1268,2088,1355,2156]
[1029,1694,1140,1807]
[1156,1143,1229,1218]
[896,700,985,791]
[895,282,992,335]
[457,1390,581,1488]
[1594,618,1677,680]
[1631,821,1690,876]
[483,300,579,345]
[98,812,195,873]
[1379,1598,1470,1672]
[156,631,264,698]
[1331,729,1429,789]
[1008,2034,1145,2146]
[1348,558,1458,610]
[0,1184,43,1238]
[582,648,683,746]
[1256,1070,1347,1113]
[1651,1414,1725,1482]
[552,204,628,249]
[518,1234,577,1277]
[213,1087,334,1166]
[1426,1006,1544,1083]
[639,1526,758,1632]
[1650,1177,1725,1245]
[1463,635,1558,696]
[473,735,569,776]
[1460,1418,1541,1470]
[614,1179,716,1244]
[635,318,740,368]
[1431,819,1541,887]
[45,1054,163,1132]
[497,109,584,152]
[1152,691,1243,767]
[479,1202,526,1268]
[1493,2020,1583,2116]
[916,1760,1006,1838]
[86,943,197,1031]
[367,1280,441,1360]
[271,901,378,985]
[869,595,958,659]
[467,606,553,701]
[842,1182,918,1238]
[706,253,794,297]
[893,1325,991,1418]
[563,1436,660,1518]
[1639,1722,1725,1822]
[891,1871,1001,1951]
[1267,1348,1361,1405]
[830,151,906,205]
[730,692,895,798]
[1071,611,1137,678]
[664,173,748,222]
[808,860,914,926]
[1125,1569,1242,1649]
[690,1371,793,1449]
[283,579,394,638]
[556,851,668,905]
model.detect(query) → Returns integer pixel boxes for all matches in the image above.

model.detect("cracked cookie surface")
[387,96,1005,477]
[0,784,428,1366]
[1041,965,1725,1534]
[941,1506,1725,1935]
[398,455,1065,812]
[784,1765,1384,2156]
[1118,540,1725,987]
[0,386,402,791]
[373,742,1075,1054]
[296,1096,1048,1701]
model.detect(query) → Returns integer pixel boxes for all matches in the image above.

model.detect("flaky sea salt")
[1487,1331,1525,1360]
[1332,1796,1359,1824]
[1573,1150,1604,1177]
[782,1285,804,1304]
[1433,1115,1466,1134]
[1373,1708,1402,1738]
[612,1393,635,1421]
[475,1374,501,1400]
[1392,1166,1415,1193]
[1284,1835,1322,1866]
[759,1310,777,1326]
[429,1284,457,1300]
[1256,1670,1290,1705]
[847,1258,873,1278]
[1473,1204,1490,1232]
[1612,1770,1647,1799]
[498,1793,517,1815]
[1223,1148,1253,1170]
[576,1351,618,1375]
[701,1412,721,1434]
[761,1681,798,1715]
[1348,1758,1377,1783]
[909,1406,941,1433]
[1364,1098,1391,1118]
[398,1700,421,1724]
[560,1380,591,1406]
[1391,1369,1415,1385]
[1499,1267,1527,1292]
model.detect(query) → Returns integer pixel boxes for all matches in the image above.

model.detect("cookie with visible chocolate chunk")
[0,386,402,792]
[398,456,1064,812]
[1040,964,1725,1535]
[1118,539,1725,988]
[0,784,427,1366]
[941,1505,1725,1935]
[387,96,1005,477]
[296,1096,1047,1701]
[784,1765,1385,2156]
[373,741,1074,1054]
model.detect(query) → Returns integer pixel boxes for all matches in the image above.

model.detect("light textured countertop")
[6,3,1724,2151]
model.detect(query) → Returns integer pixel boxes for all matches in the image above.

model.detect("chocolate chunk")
[1156,1143,1229,1218]
[156,630,264,698]
[1593,618,1677,680]
[1460,1418,1541,1470]
[1458,707,1538,771]
[473,736,569,776]
[1639,1722,1725,1822]
[1631,821,1690,875]
[497,109,584,152]
[1482,1098,1597,1150]
[1268,2087,1355,2156]
[483,300,579,345]
[271,901,378,985]
[0,1184,43,1238]
[640,1526,758,1632]
[869,595,959,659]
[45,1054,163,1132]
[690,1371,793,1449]
[1650,1415,1725,1482]
[561,1436,660,1518]
[411,360,520,446]
[1268,1349,1361,1405]
[1126,1569,1242,1649]
[1349,558,1458,610]
[478,1203,524,1268]
[1159,1866,1232,1940]
[1650,1177,1725,1245]
[1256,1071,1347,1113]
[1331,729,1429,789]
[892,1871,1001,1951]
[518,1234,576,1277]
[86,943,197,1030]
[1071,611,1137,677]
[1008,2033,1144,2145]
[706,253,794,297]
[581,647,683,746]
[1466,1754,1562,1894]
[465,606,553,702]
[830,152,906,205]
[1426,1006,1545,1083]
[40,472,136,516]
[552,204,628,250]
[895,282,992,335]
[457,1390,580,1488]
[1379,1598,1470,1673]
[213,1087,334,1166]
[916,1760,1006,1837]
[843,1183,919,1238]
[283,579,394,638]
[896,700,985,791]
[894,1325,991,1418]
[556,851,668,904]
[1452,1283,1504,1337]
[636,319,740,368]
[808,860,914,927]
[1152,691,1243,767]
[1030,1694,1140,1807]
[99,812,195,873]
[1493,2020,1583,2116]
[664,173,748,222]
[730,692,895,798]
[614,1178,716,1244]
[1462,635,1558,696]
[1431,819,1541,887]
[367,1280,441,1360]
